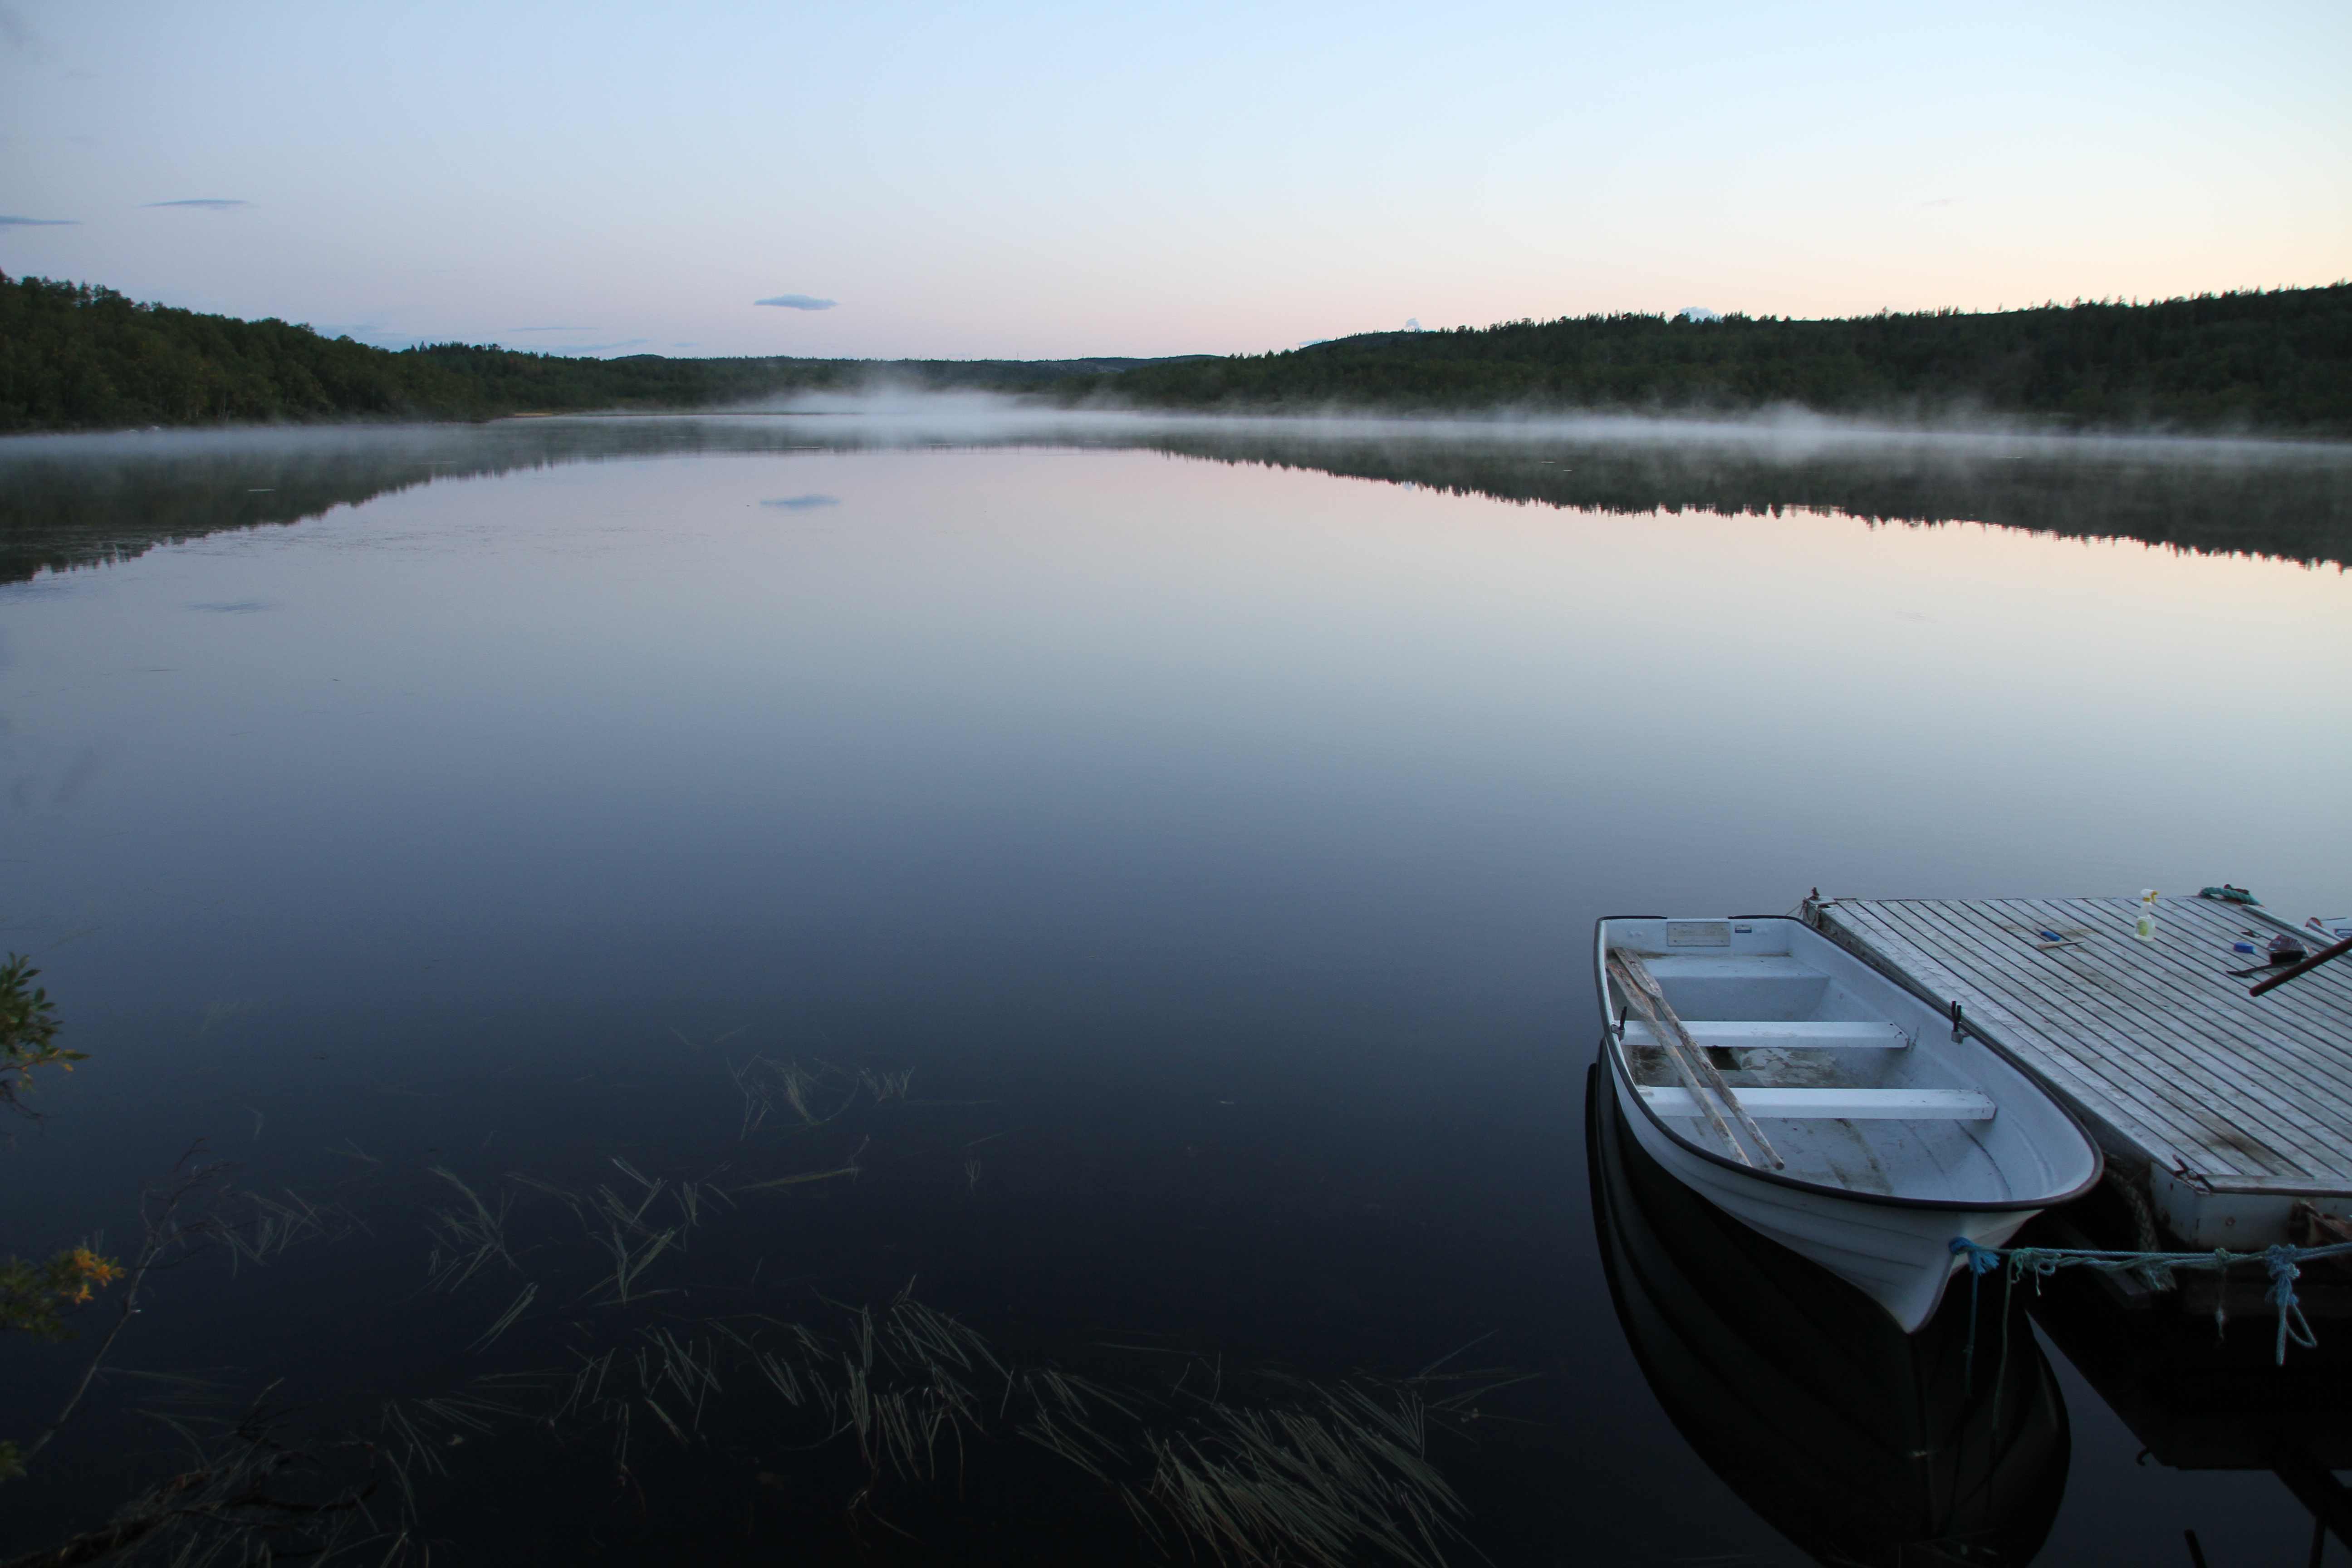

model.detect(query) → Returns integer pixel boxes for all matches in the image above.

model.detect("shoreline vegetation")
[0,272,1191,433]
[4,272,2348,437]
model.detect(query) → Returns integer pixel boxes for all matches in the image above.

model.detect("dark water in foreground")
[2,414,2347,1566]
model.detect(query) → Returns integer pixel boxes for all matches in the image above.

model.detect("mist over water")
[8,405,2351,585]
[0,415,2346,1565]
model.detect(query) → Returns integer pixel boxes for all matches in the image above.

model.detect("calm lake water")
[3,412,2348,1566]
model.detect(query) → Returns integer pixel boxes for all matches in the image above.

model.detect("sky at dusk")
[2,0,2346,361]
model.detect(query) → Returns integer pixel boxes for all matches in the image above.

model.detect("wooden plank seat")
[1637,1086,1997,1121]
[1622,1019,1911,1051]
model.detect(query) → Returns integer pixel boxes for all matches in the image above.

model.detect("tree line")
[6,270,2349,435]
[1073,286,2352,434]
[0,273,1152,432]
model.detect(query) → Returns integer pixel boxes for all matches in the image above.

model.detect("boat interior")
[1599,916,2087,1202]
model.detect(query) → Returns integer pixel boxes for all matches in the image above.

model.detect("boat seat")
[1637,1086,1995,1121]
[1622,955,1831,1020]
[1622,1020,1911,1051]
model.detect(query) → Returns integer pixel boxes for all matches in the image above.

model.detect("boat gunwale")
[1594,914,2105,1214]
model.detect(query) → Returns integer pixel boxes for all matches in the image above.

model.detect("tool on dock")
[2230,933,2312,977]
[2250,932,2352,996]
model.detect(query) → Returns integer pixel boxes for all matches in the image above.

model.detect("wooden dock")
[1806,893,2352,1249]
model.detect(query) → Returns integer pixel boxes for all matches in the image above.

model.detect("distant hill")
[1078,286,2352,434]
[0,272,1202,433]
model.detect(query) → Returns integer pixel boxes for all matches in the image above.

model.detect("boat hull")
[1606,1042,2034,1333]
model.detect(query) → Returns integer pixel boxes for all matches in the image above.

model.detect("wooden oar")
[1609,951,1784,1170]
[1609,958,1747,1165]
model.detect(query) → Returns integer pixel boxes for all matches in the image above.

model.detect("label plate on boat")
[1666,921,1732,947]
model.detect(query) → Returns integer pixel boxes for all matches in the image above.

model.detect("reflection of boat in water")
[1589,1059,2072,1567]
[1595,916,2102,1331]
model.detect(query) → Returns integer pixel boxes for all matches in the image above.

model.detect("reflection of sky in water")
[0,439,2345,1563]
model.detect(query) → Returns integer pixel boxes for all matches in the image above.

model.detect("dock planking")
[1808,894,2352,1249]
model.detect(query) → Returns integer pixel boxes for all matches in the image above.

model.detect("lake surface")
[3,412,2348,1566]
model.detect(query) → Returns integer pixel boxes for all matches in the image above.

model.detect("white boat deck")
[1811,894,2352,1245]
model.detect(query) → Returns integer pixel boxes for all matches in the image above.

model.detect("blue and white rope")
[1950,1236,2352,1364]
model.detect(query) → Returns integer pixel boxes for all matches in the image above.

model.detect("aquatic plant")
[0,953,81,1119]
[421,1167,515,1294]
[727,1054,912,1136]
[7,1037,1512,1564]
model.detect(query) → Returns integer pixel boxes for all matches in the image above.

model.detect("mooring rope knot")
[2264,1244,2319,1364]
[2010,1247,2060,1288]
[1950,1237,2002,1275]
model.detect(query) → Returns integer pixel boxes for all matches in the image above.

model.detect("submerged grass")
[224,1186,361,1273]
[38,1054,1502,1568]
[728,1056,914,1136]
[385,1114,1491,1565]
[421,1167,514,1293]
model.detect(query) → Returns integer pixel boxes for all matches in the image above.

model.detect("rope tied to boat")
[1947,1236,2352,1364]
[2265,1244,2319,1363]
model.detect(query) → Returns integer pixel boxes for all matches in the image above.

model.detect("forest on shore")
[0,273,1159,433]
[4,270,2348,435]
[1076,285,2352,433]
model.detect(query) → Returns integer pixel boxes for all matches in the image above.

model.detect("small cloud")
[146,198,250,210]
[190,601,272,614]
[0,214,75,227]
[1404,317,1422,331]
[507,325,594,333]
[760,494,839,510]
[1673,306,1721,322]
[755,294,836,311]
[670,341,697,348]
[0,4,41,51]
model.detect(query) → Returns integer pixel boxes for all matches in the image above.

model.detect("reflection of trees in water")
[0,422,758,585]
[5,419,2348,586]
[1148,428,2352,568]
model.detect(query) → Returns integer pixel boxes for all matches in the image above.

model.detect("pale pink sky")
[3,0,2346,359]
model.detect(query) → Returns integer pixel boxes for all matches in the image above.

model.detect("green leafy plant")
[0,953,83,1115]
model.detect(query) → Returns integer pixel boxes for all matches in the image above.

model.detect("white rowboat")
[1595,915,2102,1332]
